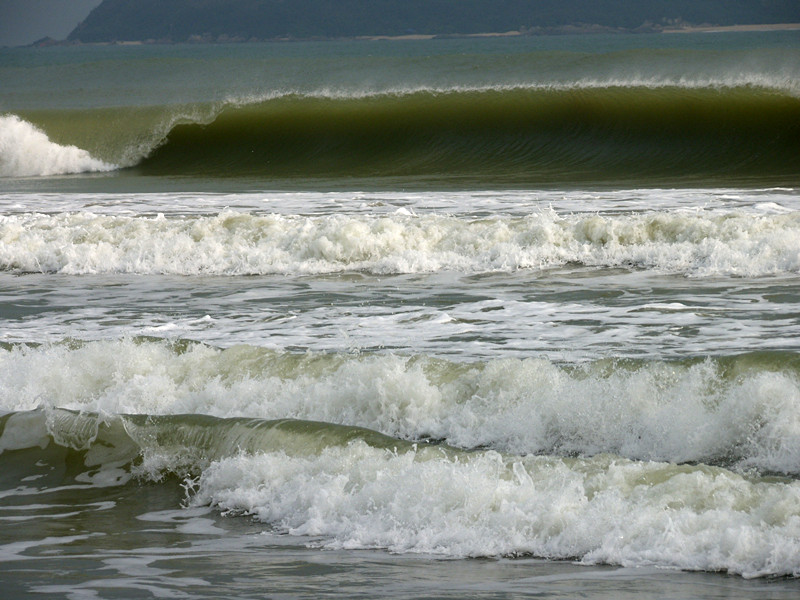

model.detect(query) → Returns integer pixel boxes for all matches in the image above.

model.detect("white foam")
[1,188,795,218]
[2,340,800,475]
[0,115,116,177]
[2,208,800,276]
[188,445,800,577]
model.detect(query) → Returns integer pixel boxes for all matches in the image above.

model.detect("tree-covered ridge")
[68,0,800,42]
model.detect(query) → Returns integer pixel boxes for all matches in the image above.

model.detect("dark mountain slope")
[67,0,800,42]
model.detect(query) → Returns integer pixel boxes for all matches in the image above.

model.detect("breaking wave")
[5,83,799,184]
[2,339,800,475]
[0,115,117,177]
[2,405,799,577]
[3,208,800,276]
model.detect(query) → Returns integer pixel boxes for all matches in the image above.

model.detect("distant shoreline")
[356,23,800,41]
[354,30,523,41]
[662,22,800,34]
[23,22,800,48]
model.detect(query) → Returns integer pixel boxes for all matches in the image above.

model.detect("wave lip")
[0,115,117,178]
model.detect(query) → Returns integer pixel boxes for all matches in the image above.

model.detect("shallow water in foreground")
[2,483,798,600]
[1,437,799,599]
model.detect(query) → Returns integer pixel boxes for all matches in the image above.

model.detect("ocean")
[1,30,800,598]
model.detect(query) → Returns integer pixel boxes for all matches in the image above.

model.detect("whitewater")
[3,203,800,276]
[0,115,115,177]
[2,31,800,599]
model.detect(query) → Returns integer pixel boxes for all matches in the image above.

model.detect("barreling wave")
[3,207,800,276]
[2,405,800,576]
[6,84,800,184]
[3,338,800,475]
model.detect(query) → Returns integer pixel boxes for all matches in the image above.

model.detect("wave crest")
[134,86,800,183]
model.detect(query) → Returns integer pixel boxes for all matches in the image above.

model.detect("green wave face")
[134,87,800,184]
[13,85,800,185]
[0,409,435,482]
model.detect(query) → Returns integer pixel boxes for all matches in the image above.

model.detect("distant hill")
[67,0,800,43]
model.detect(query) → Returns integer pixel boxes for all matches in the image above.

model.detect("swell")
[8,85,800,183]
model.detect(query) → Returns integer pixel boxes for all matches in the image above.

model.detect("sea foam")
[3,406,798,577]
[2,209,800,276]
[2,340,799,475]
[0,115,116,177]
[189,444,800,577]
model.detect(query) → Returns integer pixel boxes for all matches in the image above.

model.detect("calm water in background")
[2,32,800,598]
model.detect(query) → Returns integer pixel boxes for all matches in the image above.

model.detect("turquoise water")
[2,32,800,598]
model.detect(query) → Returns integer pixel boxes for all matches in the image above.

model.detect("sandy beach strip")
[663,23,800,34]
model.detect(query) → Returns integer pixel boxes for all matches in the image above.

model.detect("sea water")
[1,32,800,598]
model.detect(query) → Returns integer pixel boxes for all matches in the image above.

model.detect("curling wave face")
[4,84,799,184]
